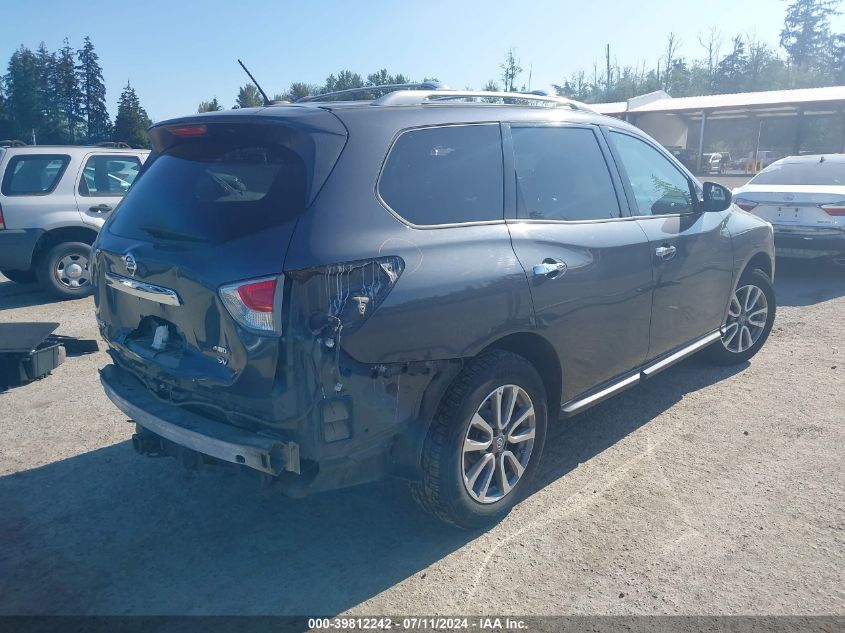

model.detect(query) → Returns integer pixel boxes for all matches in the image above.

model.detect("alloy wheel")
[461,384,536,504]
[721,283,769,353]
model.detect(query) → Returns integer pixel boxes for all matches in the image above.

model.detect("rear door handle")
[532,259,567,277]
[89,204,113,213]
[655,245,676,261]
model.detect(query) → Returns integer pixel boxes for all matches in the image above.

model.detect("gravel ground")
[0,260,842,616]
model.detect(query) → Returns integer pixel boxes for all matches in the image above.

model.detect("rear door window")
[79,155,142,196]
[1,154,70,195]
[108,141,307,243]
[511,125,621,221]
[378,124,504,225]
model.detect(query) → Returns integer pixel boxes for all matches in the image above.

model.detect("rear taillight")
[219,276,280,333]
[0,203,5,229]
[820,203,845,217]
[734,199,758,212]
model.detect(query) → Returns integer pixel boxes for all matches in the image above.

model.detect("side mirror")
[702,181,732,212]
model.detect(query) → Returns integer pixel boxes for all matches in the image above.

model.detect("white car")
[732,154,845,263]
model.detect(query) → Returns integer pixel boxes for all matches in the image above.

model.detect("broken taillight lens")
[289,256,405,338]
[219,276,280,333]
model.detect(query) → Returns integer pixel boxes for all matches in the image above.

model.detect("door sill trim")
[561,373,640,416]
[641,330,721,378]
[559,330,722,417]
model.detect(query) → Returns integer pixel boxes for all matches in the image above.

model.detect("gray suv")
[93,87,776,528]
[0,143,149,298]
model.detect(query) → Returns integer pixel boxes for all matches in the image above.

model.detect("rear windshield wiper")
[138,224,208,243]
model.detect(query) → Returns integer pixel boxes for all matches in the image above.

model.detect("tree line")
[0,37,151,147]
[1,0,842,147]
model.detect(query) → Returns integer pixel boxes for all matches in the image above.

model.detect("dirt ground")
[0,259,842,617]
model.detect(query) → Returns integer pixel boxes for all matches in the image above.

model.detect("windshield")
[750,160,845,186]
[108,140,306,244]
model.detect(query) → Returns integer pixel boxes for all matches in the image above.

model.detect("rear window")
[750,160,845,186]
[108,141,306,243]
[1,154,70,195]
[378,124,504,225]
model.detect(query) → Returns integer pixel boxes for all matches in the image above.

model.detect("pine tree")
[780,0,839,69]
[197,97,223,112]
[0,76,12,139]
[113,81,151,148]
[77,36,111,143]
[54,38,83,143]
[500,49,522,92]
[34,42,62,143]
[4,46,41,143]
[235,84,263,108]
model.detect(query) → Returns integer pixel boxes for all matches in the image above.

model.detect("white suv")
[0,143,149,298]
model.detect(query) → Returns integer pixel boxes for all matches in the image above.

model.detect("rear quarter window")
[378,124,504,226]
[1,154,71,195]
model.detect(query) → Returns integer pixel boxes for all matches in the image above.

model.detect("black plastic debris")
[0,322,67,388]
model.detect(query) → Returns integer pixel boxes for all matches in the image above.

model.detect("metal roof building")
[592,86,845,171]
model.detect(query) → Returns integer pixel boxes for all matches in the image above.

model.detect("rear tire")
[410,350,548,529]
[37,241,93,299]
[705,268,776,365]
[1,269,37,284]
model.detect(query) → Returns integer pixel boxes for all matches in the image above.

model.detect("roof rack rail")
[296,81,448,103]
[0,139,29,148]
[372,89,596,112]
[96,141,132,149]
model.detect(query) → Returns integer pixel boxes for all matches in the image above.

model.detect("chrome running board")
[560,330,722,417]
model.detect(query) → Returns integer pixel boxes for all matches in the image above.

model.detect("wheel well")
[744,251,773,280]
[33,226,98,265]
[486,332,562,417]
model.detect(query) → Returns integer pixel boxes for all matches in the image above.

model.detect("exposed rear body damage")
[94,90,776,525]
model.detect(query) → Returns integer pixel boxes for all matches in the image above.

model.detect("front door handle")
[532,259,567,277]
[89,204,113,214]
[655,245,677,261]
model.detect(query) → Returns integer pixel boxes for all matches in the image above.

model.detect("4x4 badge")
[122,253,137,277]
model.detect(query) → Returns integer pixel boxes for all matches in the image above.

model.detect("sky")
[3,0,845,122]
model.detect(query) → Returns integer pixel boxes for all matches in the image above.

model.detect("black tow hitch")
[131,426,166,457]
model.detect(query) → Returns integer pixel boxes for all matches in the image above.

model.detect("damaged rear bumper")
[100,364,300,476]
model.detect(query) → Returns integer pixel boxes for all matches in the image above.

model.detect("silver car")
[0,143,150,297]
[733,154,845,263]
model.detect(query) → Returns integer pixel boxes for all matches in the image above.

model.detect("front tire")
[705,268,776,365]
[37,241,93,299]
[410,350,548,529]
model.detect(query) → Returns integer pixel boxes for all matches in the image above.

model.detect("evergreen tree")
[0,76,12,139]
[276,82,319,102]
[77,36,111,143]
[715,36,749,93]
[54,38,83,143]
[197,97,223,112]
[322,71,364,93]
[780,0,839,69]
[113,81,151,148]
[4,46,41,142]
[500,49,522,92]
[235,83,263,108]
[34,42,62,142]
